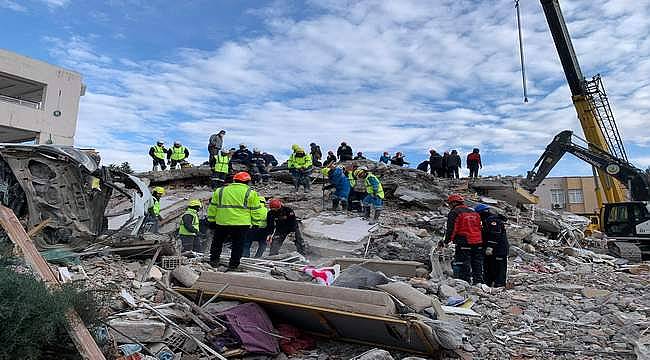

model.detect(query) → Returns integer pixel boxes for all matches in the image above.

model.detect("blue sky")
[2,0,650,176]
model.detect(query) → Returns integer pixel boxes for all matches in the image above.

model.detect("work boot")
[332,199,340,211]
[341,200,348,211]
[362,207,371,220]
[370,209,382,225]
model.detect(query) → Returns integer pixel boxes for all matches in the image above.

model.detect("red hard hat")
[269,198,283,209]
[447,194,464,203]
[233,172,251,182]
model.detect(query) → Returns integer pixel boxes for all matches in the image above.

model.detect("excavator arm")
[525,130,650,201]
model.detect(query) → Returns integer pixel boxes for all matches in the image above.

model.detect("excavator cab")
[602,202,650,260]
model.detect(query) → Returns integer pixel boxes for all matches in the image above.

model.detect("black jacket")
[447,153,461,168]
[480,213,509,257]
[417,160,429,172]
[323,154,337,167]
[429,153,443,169]
[262,153,278,167]
[390,156,408,167]
[267,206,298,234]
[337,145,353,161]
[232,149,253,164]
[251,153,266,168]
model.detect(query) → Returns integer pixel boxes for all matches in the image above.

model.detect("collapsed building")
[1,159,649,360]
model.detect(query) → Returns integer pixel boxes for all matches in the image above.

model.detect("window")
[0,72,46,110]
[567,189,584,204]
[607,205,628,223]
[550,189,565,208]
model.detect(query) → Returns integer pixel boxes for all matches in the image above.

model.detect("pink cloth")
[302,265,340,286]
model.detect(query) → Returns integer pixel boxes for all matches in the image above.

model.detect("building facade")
[534,176,600,216]
[0,49,84,145]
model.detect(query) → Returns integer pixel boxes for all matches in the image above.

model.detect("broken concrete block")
[171,265,199,287]
[108,319,166,343]
[377,281,434,312]
[353,348,395,360]
[438,283,460,300]
[301,214,374,243]
[393,186,444,210]
[581,287,611,298]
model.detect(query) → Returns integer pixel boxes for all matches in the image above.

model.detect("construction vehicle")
[525,0,650,260]
[524,131,650,260]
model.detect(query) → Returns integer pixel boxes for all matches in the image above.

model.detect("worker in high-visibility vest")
[355,166,384,224]
[209,149,231,189]
[178,199,202,252]
[167,141,190,170]
[149,140,167,171]
[206,171,261,270]
[242,196,269,258]
[146,186,165,233]
[287,144,313,193]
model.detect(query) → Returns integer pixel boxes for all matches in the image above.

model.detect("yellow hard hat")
[188,199,202,207]
[153,186,165,195]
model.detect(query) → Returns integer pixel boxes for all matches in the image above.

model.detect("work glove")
[485,247,494,256]
[266,235,273,245]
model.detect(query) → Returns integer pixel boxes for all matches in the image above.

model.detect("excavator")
[523,0,650,260]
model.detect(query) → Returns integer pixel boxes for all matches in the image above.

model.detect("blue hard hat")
[474,204,490,213]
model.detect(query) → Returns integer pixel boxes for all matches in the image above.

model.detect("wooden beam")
[27,218,51,238]
[0,205,107,360]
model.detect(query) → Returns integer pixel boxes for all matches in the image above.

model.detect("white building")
[0,49,84,145]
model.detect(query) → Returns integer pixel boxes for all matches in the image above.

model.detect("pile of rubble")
[3,161,650,359]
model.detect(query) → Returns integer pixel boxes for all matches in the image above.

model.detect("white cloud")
[39,0,70,8]
[42,0,650,174]
[0,0,26,11]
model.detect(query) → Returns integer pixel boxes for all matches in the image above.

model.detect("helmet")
[233,172,251,182]
[447,194,464,203]
[218,130,226,135]
[474,204,490,213]
[291,144,300,152]
[269,198,283,209]
[253,148,260,153]
[353,169,365,178]
[321,168,330,176]
[239,143,246,148]
[188,199,202,207]
[310,142,316,146]
[152,186,165,195]
[174,141,181,146]
[157,140,164,144]
[358,166,368,171]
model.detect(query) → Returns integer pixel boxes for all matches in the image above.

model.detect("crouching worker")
[243,196,269,258]
[178,199,202,252]
[267,199,308,255]
[207,172,261,271]
[438,194,484,284]
[321,164,351,211]
[475,204,509,287]
[355,166,384,224]
[288,145,313,193]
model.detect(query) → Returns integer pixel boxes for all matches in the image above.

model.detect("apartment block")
[533,176,601,216]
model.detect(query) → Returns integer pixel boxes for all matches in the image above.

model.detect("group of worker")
[208,142,278,189]
[439,194,509,287]
[416,148,483,178]
[149,140,192,171]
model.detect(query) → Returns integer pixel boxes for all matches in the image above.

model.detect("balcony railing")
[0,94,41,110]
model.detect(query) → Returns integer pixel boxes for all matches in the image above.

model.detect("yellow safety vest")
[178,208,199,236]
[207,183,260,226]
[150,198,161,216]
[152,145,166,160]
[288,152,312,169]
[365,173,384,199]
[170,146,186,161]
[347,171,356,187]
[251,199,268,228]
[214,154,230,173]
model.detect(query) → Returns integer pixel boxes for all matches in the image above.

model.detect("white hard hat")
[358,166,369,171]
[174,140,181,145]
[157,139,164,144]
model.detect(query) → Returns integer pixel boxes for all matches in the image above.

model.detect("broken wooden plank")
[154,279,226,331]
[139,246,162,282]
[27,218,51,237]
[0,205,107,360]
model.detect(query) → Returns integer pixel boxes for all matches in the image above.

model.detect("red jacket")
[445,205,483,246]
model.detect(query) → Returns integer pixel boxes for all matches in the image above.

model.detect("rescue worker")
[209,149,231,189]
[323,151,337,167]
[167,141,189,169]
[250,148,269,184]
[243,197,269,258]
[390,152,409,167]
[207,172,261,270]
[208,130,226,158]
[178,199,202,252]
[310,143,323,167]
[355,166,384,224]
[322,164,351,210]
[416,160,429,172]
[353,152,366,160]
[287,145,313,193]
[429,150,443,177]
[149,140,167,171]
[467,148,482,178]
[337,142,353,161]
[438,194,484,284]
[267,199,308,255]
[231,143,253,166]
[475,204,509,287]
[447,150,461,179]
[346,166,365,212]
[262,152,278,168]
[379,152,390,164]
[146,186,165,233]
[441,151,450,178]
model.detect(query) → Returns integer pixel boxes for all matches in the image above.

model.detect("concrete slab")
[302,214,375,243]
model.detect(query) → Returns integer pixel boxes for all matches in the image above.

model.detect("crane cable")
[515,0,529,103]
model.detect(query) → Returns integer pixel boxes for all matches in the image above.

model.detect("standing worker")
[429,150,443,176]
[243,197,269,258]
[209,149,231,189]
[287,145,313,193]
[207,172,261,270]
[250,148,270,184]
[438,194,484,284]
[467,148,482,178]
[337,142,353,161]
[178,199,202,252]
[146,186,165,233]
[310,143,323,167]
[149,140,167,171]
[231,143,253,166]
[379,152,390,164]
[355,166,384,224]
[267,199,308,256]
[390,152,409,167]
[447,150,461,179]
[475,204,509,287]
[322,164,351,211]
[208,130,226,159]
[168,141,190,170]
